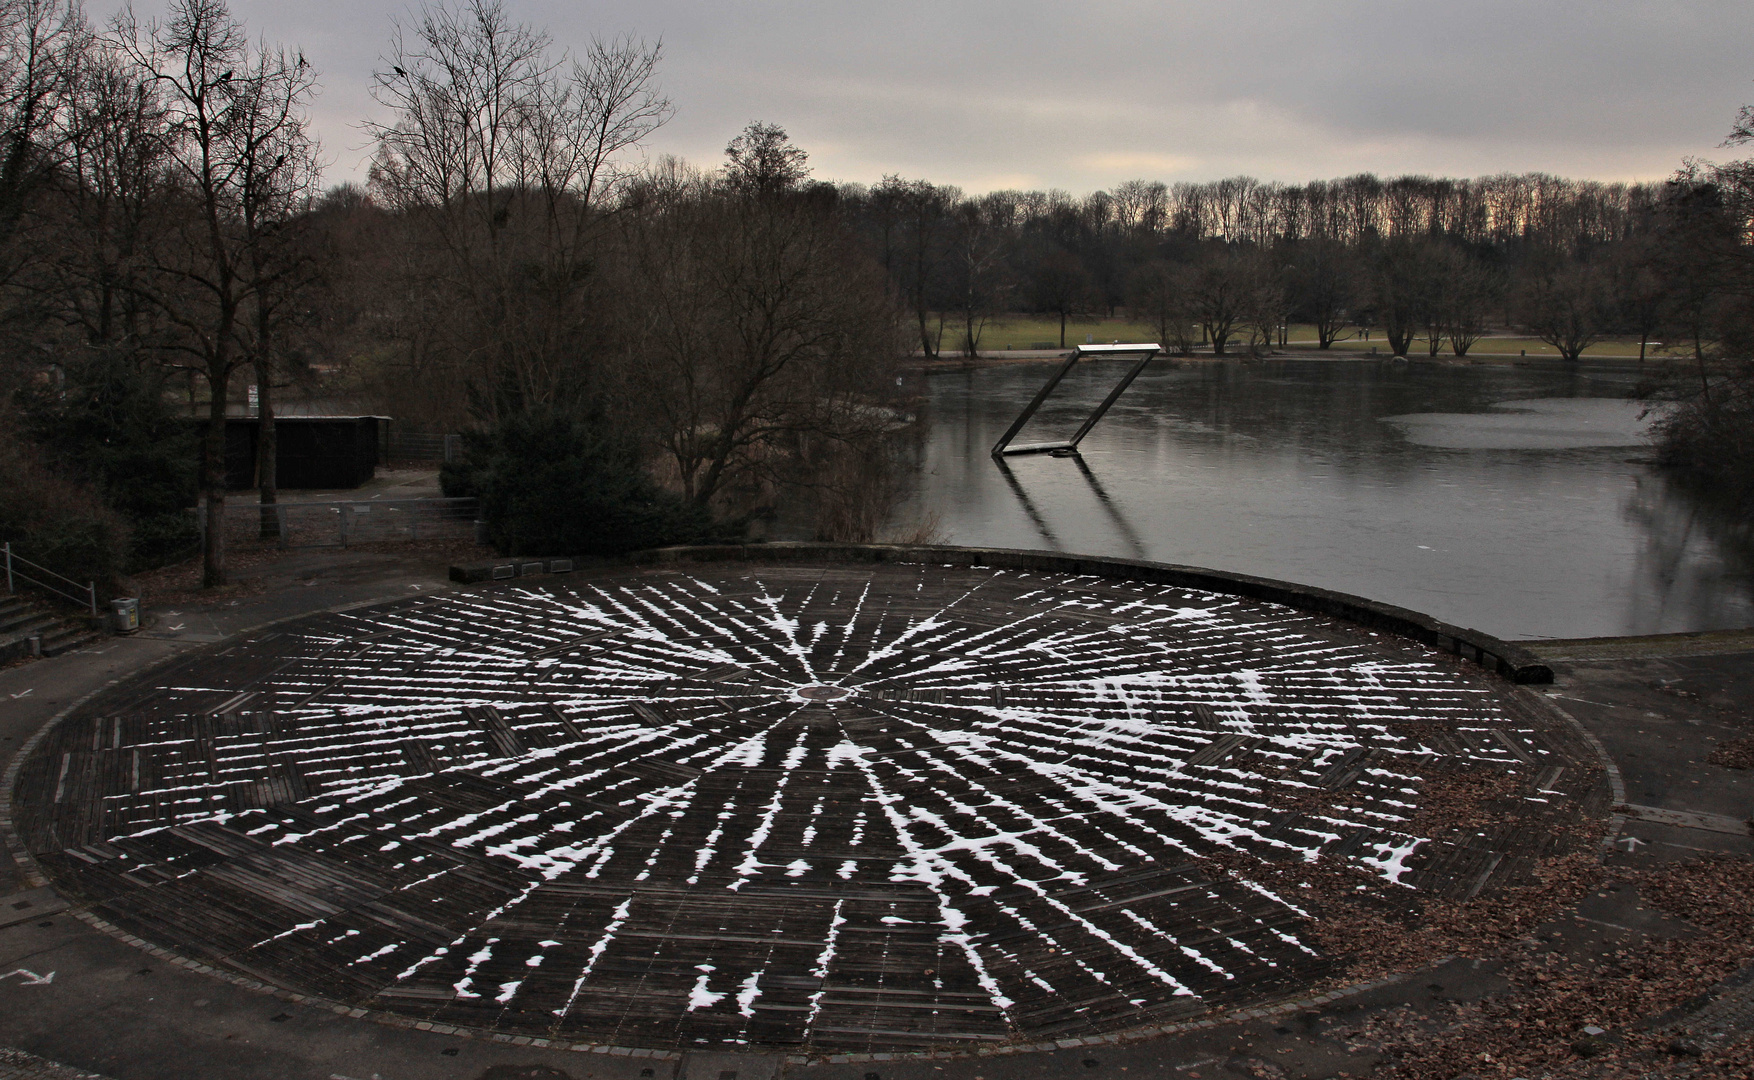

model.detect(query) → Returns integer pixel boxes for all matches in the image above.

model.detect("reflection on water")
[893,358,1754,639]
[1621,474,1754,634]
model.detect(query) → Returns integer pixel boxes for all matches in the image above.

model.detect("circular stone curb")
[457,542,1555,684]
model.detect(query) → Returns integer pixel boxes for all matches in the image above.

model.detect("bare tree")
[1240,260,1287,356]
[1601,232,1668,364]
[44,23,171,352]
[1185,248,1258,355]
[1413,243,1450,357]
[1025,244,1090,349]
[0,0,82,244]
[1441,248,1500,356]
[1110,178,1167,236]
[225,42,320,538]
[869,175,955,359]
[366,0,668,421]
[619,176,900,509]
[111,0,317,587]
[723,121,808,195]
[1286,239,1355,349]
[1127,260,1197,355]
[1371,239,1421,357]
[1518,259,1610,362]
[945,196,1008,357]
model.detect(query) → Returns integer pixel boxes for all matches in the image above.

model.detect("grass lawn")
[950,314,1323,351]
[1290,334,1668,359]
[939,315,1669,360]
[1422,336,1668,359]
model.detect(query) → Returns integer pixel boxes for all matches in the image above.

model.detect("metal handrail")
[2,542,98,616]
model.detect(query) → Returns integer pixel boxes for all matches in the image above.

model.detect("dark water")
[893,358,1754,640]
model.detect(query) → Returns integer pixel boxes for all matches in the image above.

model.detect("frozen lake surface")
[897,358,1754,640]
[1381,397,1660,450]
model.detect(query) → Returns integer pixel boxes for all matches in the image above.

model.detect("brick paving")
[0,1048,111,1080]
[1661,960,1754,1042]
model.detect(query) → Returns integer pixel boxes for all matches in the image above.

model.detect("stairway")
[0,592,102,661]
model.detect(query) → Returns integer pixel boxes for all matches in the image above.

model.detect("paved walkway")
[1658,961,1754,1051]
[0,554,1747,1079]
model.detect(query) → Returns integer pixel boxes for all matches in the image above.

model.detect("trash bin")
[111,597,140,634]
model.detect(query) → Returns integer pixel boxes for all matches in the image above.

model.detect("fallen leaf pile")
[1355,855,1754,1079]
[1706,734,1754,770]
[1215,761,1607,988]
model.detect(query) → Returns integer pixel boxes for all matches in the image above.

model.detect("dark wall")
[221,421,256,490]
[195,418,381,490]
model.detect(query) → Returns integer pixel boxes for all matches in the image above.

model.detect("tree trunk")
[1058,309,1066,349]
[1204,314,1237,355]
[256,357,278,540]
[202,376,229,588]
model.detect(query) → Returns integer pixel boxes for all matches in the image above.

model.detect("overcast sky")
[205,0,1752,195]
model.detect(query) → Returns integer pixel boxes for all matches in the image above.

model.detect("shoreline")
[902,346,1684,373]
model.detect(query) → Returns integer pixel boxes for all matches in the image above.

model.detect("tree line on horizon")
[0,0,1749,597]
[827,167,1745,366]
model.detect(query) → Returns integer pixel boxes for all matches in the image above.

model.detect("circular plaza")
[8,554,1607,1055]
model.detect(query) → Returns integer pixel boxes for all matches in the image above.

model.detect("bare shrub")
[0,420,129,593]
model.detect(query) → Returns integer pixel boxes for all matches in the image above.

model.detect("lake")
[892,357,1754,640]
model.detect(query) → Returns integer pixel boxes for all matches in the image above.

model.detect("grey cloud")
[219,0,1753,191]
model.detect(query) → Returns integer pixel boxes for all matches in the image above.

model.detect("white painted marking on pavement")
[0,968,55,985]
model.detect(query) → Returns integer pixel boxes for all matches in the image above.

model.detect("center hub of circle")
[794,684,852,702]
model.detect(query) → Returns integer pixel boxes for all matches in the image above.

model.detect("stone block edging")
[453,542,1552,684]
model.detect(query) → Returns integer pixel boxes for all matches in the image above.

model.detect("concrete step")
[40,624,100,657]
[0,592,105,662]
[0,608,55,636]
